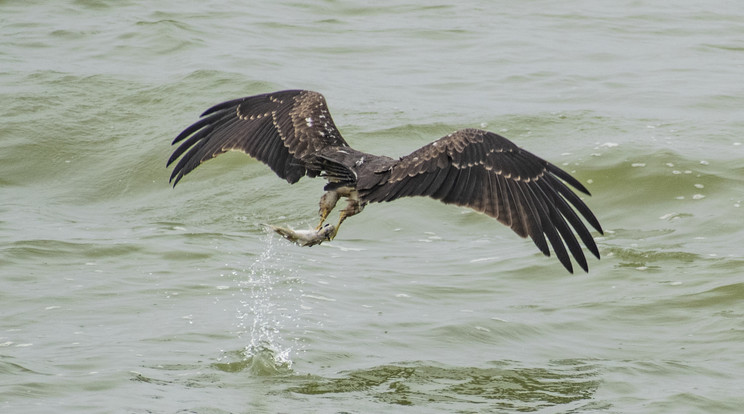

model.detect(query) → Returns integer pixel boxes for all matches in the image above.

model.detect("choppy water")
[2,1,743,413]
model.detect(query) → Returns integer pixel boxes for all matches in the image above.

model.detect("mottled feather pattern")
[168,90,349,186]
[360,128,602,272]
[168,90,603,273]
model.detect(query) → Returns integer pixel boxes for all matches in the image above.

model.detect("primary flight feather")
[168,89,603,273]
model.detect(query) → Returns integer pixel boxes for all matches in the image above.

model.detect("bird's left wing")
[361,128,603,273]
[167,89,349,186]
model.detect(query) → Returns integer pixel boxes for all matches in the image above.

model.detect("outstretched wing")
[167,89,349,186]
[361,128,603,273]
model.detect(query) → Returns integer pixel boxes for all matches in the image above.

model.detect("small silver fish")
[265,223,335,247]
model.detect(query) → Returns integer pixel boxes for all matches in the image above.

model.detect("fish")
[265,223,335,247]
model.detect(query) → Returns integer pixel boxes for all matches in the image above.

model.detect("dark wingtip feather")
[546,163,591,195]
[561,256,575,274]
[576,254,589,273]
[200,97,246,117]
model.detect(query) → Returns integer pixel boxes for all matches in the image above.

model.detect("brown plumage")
[168,89,603,273]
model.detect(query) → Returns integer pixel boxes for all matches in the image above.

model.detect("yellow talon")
[330,213,346,240]
[316,209,330,230]
[330,226,341,240]
[317,191,340,230]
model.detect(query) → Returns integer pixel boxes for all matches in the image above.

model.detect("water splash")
[231,230,303,375]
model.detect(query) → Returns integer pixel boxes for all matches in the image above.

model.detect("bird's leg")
[330,191,364,240]
[317,190,340,230]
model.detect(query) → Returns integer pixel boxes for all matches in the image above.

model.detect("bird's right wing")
[167,89,349,186]
[361,128,603,273]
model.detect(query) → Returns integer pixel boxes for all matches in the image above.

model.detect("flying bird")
[167,89,603,273]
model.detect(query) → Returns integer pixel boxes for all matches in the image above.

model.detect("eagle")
[167,89,603,273]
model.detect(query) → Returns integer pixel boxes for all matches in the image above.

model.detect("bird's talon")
[168,90,602,273]
[328,226,340,240]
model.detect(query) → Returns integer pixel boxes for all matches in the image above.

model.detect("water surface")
[2,1,743,413]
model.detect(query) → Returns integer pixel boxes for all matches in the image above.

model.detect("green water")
[2,1,743,413]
